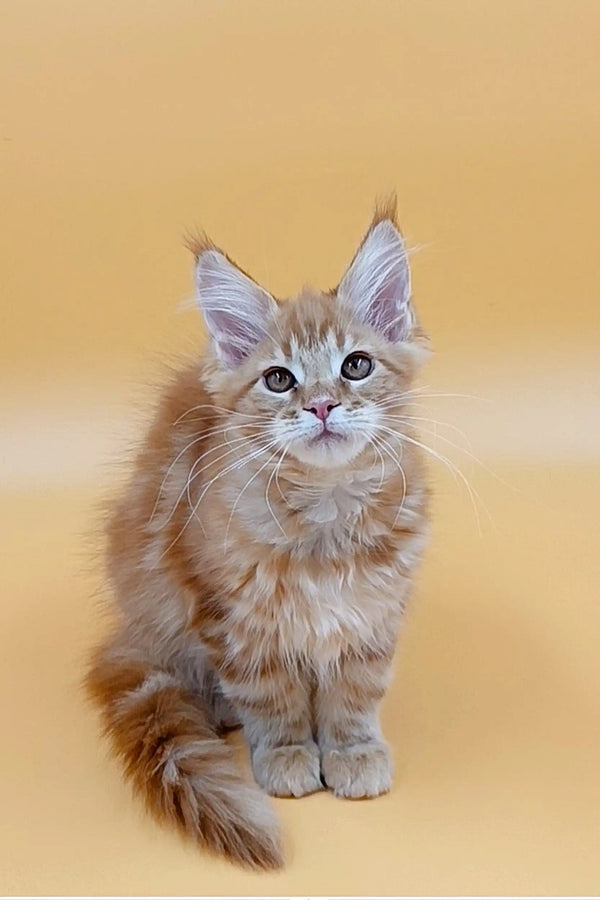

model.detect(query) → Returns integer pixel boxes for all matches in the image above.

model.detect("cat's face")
[232,297,420,468]
[192,208,428,469]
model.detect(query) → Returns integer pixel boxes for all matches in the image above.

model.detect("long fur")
[85,205,430,869]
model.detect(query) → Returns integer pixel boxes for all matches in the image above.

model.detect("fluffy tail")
[85,643,283,869]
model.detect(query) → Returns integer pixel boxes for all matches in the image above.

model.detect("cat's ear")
[338,217,414,342]
[193,249,278,368]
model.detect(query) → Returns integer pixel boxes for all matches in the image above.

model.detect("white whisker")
[264,445,290,540]
[371,433,407,528]
[149,423,264,523]
[155,431,266,531]
[381,412,474,450]
[366,437,386,493]
[174,404,272,425]
[223,447,282,553]
[373,424,488,535]
[161,439,278,557]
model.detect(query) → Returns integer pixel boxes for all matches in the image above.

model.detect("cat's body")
[87,201,429,869]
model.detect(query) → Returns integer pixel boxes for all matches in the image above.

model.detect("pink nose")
[304,399,340,422]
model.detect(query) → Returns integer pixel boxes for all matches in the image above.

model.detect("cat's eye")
[341,352,373,381]
[263,366,296,393]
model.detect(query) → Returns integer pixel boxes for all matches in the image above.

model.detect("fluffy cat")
[86,199,430,869]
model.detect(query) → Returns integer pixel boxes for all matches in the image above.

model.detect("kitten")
[86,199,430,869]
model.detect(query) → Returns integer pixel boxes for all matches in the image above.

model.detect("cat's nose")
[303,399,340,422]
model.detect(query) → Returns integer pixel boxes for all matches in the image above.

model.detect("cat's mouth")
[308,427,345,446]
[291,425,364,467]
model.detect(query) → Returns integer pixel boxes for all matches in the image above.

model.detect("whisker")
[157,434,265,535]
[366,437,386,493]
[159,439,277,557]
[374,388,489,406]
[264,445,290,540]
[154,430,266,529]
[274,450,295,510]
[149,423,264,523]
[382,413,474,450]
[174,404,272,425]
[370,433,407,528]
[189,438,278,521]
[223,447,282,552]
[384,415,514,495]
[183,432,267,523]
[373,424,488,535]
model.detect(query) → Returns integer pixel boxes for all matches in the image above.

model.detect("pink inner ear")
[205,309,267,366]
[339,219,413,343]
[195,250,277,368]
[368,271,412,342]
[219,341,246,365]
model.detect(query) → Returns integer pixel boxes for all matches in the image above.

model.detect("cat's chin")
[287,434,367,469]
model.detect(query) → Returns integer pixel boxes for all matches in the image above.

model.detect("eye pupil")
[264,367,296,393]
[341,352,373,381]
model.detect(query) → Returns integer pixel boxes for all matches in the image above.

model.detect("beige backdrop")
[1,1,599,895]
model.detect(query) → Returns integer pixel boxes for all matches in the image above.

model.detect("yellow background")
[1,1,599,895]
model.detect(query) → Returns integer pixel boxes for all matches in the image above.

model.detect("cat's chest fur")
[217,477,416,668]
[224,551,404,670]
[230,466,387,554]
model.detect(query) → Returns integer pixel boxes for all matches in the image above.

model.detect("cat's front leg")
[218,662,321,798]
[316,647,394,798]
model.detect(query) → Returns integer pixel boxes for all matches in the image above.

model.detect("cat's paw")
[253,741,322,797]
[321,740,392,798]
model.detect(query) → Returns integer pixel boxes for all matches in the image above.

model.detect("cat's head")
[190,203,428,469]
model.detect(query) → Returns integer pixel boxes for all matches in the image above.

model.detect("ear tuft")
[183,228,218,259]
[338,213,413,343]
[371,192,399,229]
[193,249,277,368]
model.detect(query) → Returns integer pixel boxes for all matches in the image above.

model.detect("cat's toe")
[253,741,322,797]
[321,740,392,798]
